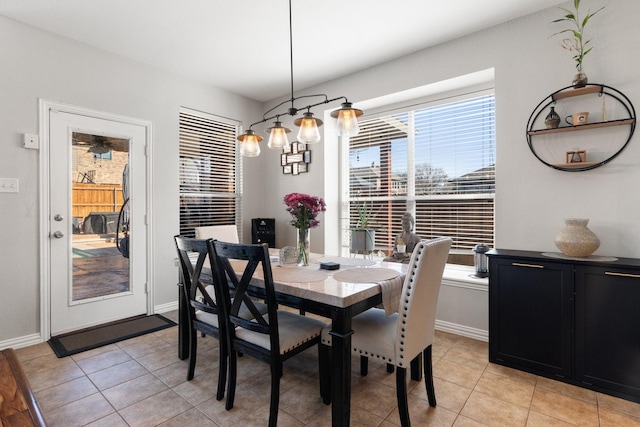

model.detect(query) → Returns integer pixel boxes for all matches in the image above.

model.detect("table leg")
[329,308,353,427]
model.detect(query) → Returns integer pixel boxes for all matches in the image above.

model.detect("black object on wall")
[252,218,276,248]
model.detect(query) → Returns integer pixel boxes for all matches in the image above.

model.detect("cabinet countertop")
[486,248,640,269]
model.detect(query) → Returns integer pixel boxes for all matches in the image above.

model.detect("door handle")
[54,214,64,221]
[52,231,64,238]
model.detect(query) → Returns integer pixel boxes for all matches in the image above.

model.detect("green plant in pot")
[550,0,604,88]
[350,202,376,253]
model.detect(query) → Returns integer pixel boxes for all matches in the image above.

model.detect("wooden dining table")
[177,252,407,427]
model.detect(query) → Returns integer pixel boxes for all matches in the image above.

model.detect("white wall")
[248,0,640,260]
[244,0,640,335]
[0,16,263,344]
[2,0,638,345]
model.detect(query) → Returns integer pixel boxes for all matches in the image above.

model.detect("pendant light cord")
[289,0,295,110]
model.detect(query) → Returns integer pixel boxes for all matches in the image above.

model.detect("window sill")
[442,264,488,291]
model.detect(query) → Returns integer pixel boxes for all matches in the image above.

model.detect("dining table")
[177,251,408,427]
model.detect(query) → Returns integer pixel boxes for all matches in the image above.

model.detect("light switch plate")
[0,178,19,193]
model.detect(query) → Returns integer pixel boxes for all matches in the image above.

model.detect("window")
[344,92,495,263]
[179,109,241,238]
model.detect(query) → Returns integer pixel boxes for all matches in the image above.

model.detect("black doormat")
[48,314,177,358]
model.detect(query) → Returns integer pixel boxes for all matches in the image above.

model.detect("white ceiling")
[1,0,564,102]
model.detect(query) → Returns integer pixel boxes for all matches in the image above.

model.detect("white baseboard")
[0,333,45,351]
[435,319,488,342]
[154,301,178,314]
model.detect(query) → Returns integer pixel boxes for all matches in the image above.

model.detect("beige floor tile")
[386,396,458,426]
[525,410,577,426]
[102,372,169,410]
[443,344,488,370]
[20,352,72,376]
[453,414,491,426]
[460,390,529,427]
[70,343,119,361]
[136,346,184,371]
[157,407,220,426]
[84,412,130,427]
[483,363,537,386]
[598,392,640,418]
[44,392,115,427]
[351,377,399,419]
[535,376,597,404]
[530,388,598,427]
[171,366,221,406]
[27,359,86,393]
[14,342,55,362]
[88,359,149,390]
[35,376,98,412]
[196,395,247,427]
[474,371,535,408]
[118,389,193,427]
[411,377,473,413]
[599,407,640,427]
[74,347,132,374]
[434,358,484,389]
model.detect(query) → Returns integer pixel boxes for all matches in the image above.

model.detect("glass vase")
[297,227,310,266]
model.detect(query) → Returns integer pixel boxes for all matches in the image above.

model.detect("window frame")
[340,87,495,263]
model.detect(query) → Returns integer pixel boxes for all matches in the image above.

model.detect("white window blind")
[347,93,495,256]
[179,109,241,238]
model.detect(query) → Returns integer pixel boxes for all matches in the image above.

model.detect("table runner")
[333,268,404,315]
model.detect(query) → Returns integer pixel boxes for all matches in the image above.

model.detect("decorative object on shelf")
[350,200,377,256]
[550,0,604,88]
[526,83,636,172]
[545,107,561,129]
[281,141,311,175]
[566,149,586,163]
[283,193,326,266]
[472,243,490,278]
[565,111,589,126]
[554,218,600,257]
[237,0,363,157]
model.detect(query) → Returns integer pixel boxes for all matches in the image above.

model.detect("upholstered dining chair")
[208,240,327,427]
[174,235,228,401]
[195,224,239,243]
[320,237,452,427]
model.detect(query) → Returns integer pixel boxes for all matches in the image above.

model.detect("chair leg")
[410,353,423,381]
[387,363,395,373]
[318,344,332,405]
[187,329,197,381]
[424,345,436,407]
[396,366,411,427]
[269,361,281,427]
[360,355,368,376]
[225,350,237,410]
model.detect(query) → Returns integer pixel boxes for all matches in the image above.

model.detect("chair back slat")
[174,236,222,321]
[395,237,452,365]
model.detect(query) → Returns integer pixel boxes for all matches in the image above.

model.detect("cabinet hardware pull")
[512,262,544,269]
[604,271,640,278]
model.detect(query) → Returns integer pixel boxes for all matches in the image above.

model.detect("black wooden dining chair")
[174,235,228,401]
[208,240,327,427]
[319,237,452,427]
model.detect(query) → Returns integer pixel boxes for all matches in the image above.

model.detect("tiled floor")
[14,310,640,426]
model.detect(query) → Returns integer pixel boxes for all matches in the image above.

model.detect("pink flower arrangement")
[283,193,326,229]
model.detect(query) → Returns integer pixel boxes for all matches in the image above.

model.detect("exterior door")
[48,109,149,335]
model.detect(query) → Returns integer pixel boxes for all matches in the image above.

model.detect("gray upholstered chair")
[320,237,452,427]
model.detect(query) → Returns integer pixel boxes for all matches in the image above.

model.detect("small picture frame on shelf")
[566,150,587,164]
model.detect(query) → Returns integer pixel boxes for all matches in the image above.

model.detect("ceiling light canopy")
[237,0,363,156]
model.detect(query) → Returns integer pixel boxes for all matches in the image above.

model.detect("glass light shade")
[238,131,262,157]
[330,102,363,137]
[266,121,291,149]
[295,113,321,144]
[335,109,360,137]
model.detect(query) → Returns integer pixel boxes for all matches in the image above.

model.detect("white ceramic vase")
[554,218,600,257]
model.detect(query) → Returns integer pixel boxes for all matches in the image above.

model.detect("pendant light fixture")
[237,0,363,156]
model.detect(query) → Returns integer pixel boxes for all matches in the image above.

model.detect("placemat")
[317,256,376,267]
[333,268,401,283]
[272,267,328,283]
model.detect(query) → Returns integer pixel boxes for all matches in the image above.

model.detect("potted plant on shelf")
[550,0,604,88]
[350,202,376,254]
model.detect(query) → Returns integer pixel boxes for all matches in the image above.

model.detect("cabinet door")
[489,257,573,378]
[575,265,640,400]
